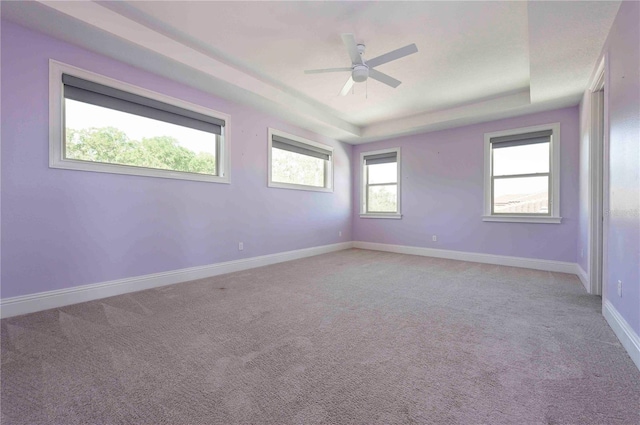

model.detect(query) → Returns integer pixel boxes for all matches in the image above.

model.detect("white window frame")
[49,60,231,184]
[483,123,561,224]
[267,128,334,193]
[360,147,402,219]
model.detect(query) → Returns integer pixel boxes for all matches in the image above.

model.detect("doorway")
[588,63,606,296]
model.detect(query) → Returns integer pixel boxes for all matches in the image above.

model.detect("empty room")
[1,1,639,424]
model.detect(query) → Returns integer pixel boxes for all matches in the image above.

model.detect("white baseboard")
[603,299,640,371]
[576,265,590,292]
[0,242,354,319]
[353,241,577,274]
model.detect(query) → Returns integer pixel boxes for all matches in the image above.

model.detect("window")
[360,148,401,219]
[483,123,561,223]
[49,60,230,183]
[268,128,333,192]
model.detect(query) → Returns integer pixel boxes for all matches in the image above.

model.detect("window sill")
[360,213,402,220]
[482,215,562,224]
[50,158,230,184]
[268,181,333,193]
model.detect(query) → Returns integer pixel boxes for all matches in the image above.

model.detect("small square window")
[268,129,333,192]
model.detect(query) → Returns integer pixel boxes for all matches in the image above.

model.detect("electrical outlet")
[238,242,244,251]
[617,280,622,297]
[339,231,342,237]
[432,235,437,242]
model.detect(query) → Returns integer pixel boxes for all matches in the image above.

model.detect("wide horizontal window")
[49,61,230,183]
[268,129,333,192]
[360,148,401,219]
[483,123,561,223]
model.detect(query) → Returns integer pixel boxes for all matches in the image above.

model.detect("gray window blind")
[272,135,331,161]
[62,74,225,135]
[364,152,397,165]
[490,130,552,149]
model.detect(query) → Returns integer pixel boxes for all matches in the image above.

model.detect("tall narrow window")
[361,148,401,219]
[268,128,333,192]
[50,61,230,183]
[483,123,561,223]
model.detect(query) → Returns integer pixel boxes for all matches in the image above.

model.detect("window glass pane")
[493,142,549,176]
[367,162,397,184]
[493,176,549,214]
[65,99,217,175]
[272,147,325,187]
[368,184,397,212]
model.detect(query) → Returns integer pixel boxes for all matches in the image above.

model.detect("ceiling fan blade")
[339,76,355,96]
[341,33,363,65]
[304,67,352,74]
[369,69,402,88]
[366,43,418,68]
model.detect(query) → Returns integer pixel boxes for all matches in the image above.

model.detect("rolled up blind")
[490,130,552,149]
[364,151,397,165]
[272,135,331,161]
[63,74,225,135]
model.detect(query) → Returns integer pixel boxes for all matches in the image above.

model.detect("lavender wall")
[599,1,639,334]
[577,1,640,334]
[352,107,580,263]
[0,20,352,299]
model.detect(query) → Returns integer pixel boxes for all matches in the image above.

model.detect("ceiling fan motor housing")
[352,64,369,82]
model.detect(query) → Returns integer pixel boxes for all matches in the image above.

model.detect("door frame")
[587,56,607,297]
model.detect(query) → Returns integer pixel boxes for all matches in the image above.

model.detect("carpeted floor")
[1,248,639,424]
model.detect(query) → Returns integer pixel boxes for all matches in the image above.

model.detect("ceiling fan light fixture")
[352,65,369,83]
[304,34,418,95]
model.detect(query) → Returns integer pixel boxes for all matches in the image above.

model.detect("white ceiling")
[2,1,621,144]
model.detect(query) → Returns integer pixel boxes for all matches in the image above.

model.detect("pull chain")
[366,79,368,99]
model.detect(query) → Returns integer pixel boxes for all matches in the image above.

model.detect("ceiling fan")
[304,34,418,96]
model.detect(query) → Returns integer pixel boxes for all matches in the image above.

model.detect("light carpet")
[2,248,639,424]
